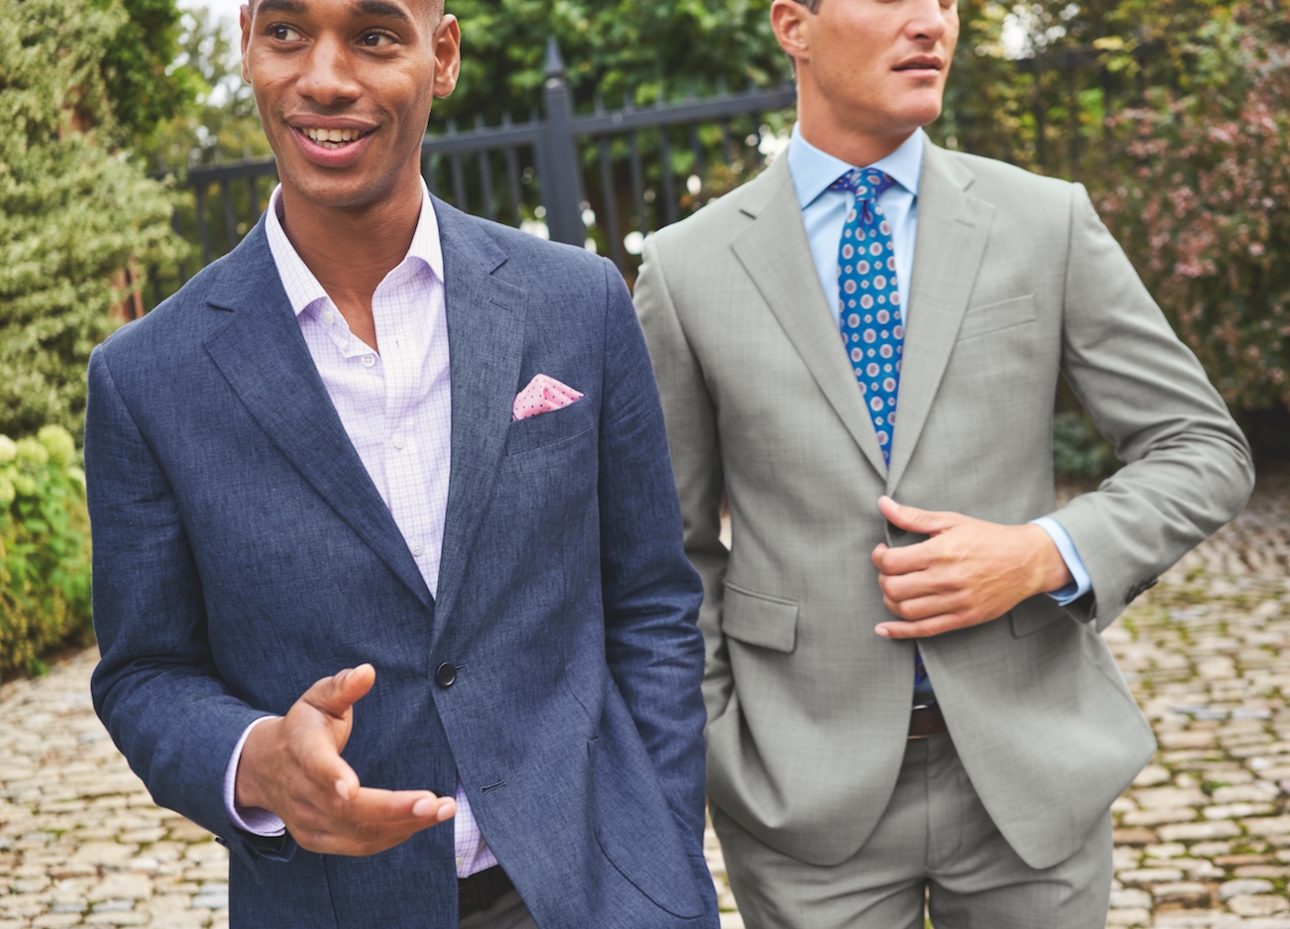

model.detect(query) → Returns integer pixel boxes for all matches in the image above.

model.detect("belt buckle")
[908,702,943,740]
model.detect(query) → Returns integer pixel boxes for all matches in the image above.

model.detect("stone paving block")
[1229,895,1290,917]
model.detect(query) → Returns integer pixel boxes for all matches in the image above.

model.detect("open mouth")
[297,126,372,150]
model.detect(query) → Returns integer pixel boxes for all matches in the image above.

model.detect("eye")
[268,24,303,41]
[360,31,394,47]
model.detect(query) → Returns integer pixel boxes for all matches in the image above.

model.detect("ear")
[770,0,813,66]
[240,3,253,84]
[431,14,461,99]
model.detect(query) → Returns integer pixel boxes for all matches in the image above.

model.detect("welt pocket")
[504,405,593,457]
[722,582,799,653]
[957,294,1036,341]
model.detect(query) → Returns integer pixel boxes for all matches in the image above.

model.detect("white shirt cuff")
[224,716,287,836]
[1031,516,1093,606]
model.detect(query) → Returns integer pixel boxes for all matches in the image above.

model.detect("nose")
[296,34,362,106]
[906,0,950,43]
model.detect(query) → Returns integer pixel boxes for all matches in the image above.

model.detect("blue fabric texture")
[84,200,717,928]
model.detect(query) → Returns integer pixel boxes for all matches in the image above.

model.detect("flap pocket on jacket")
[722,583,799,653]
[1010,596,1067,638]
[958,294,1036,342]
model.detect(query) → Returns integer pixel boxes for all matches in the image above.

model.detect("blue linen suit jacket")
[84,199,718,928]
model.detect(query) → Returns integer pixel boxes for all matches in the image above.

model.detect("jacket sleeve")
[85,346,292,867]
[633,236,733,726]
[1049,183,1255,630]
[595,259,719,925]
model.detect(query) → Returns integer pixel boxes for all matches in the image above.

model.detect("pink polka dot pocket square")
[512,374,585,422]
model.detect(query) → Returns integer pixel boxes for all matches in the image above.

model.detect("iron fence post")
[540,39,586,247]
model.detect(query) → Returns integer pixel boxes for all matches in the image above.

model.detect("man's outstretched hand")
[234,664,456,856]
[871,496,1073,640]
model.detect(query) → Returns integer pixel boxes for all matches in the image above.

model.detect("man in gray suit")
[633,0,1254,926]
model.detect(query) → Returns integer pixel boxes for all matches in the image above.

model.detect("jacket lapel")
[428,200,527,644]
[886,144,995,493]
[202,222,433,610]
[730,157,889,478]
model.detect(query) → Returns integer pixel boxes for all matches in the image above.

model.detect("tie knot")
[829,169,894,202]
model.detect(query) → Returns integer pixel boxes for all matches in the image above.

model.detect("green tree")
[96,0,203,146]
[0,0,185,439]
[440,0,789,123]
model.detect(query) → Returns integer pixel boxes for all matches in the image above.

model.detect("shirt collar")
[264,179,444,318]
[787,123,925,211]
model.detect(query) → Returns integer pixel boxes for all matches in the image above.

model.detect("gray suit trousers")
[712,735,1113,929]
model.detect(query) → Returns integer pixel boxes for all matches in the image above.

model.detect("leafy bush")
[0,0,186,441]
[1053,411,1117,481]
[1096,1,1290,413]
[0,426,93,677]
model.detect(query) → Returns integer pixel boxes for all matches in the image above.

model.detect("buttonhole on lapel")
[481,781,506,793]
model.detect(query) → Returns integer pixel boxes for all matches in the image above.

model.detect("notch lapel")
[886,145,995,493]
[730,158,889,479]
[202,223,432,610]
[428,201,528,645]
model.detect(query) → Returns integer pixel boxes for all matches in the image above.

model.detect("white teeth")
[302,127,365,145]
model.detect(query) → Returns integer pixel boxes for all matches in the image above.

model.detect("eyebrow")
[255,0,412,20]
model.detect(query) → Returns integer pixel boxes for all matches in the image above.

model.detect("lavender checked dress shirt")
[221,182,498,879]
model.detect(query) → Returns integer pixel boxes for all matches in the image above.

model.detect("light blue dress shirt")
[786,125,1092,605]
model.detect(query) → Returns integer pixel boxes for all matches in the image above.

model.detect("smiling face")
[240,0,459,213]
[773,0,959,151]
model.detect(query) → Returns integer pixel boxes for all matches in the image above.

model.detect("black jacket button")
[435,663,457,688]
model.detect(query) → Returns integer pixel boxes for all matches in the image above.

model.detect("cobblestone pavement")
[2,474,1289,928]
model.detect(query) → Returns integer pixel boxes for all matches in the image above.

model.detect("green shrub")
[1053,411,1118,481]
[0,425,93,677]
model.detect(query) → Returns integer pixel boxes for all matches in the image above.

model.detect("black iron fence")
[153,39,795,310]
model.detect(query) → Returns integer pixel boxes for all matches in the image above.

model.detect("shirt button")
[362,354,375,368]
[393,434,405,449]
[411,542,424,556]
[322,311,334,325]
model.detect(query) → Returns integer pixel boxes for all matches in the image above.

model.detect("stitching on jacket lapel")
[729,156,890,479]
[885,144,995,495]
[201,220,434,611]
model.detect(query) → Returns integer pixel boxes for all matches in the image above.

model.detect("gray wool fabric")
[633,144,1254,876]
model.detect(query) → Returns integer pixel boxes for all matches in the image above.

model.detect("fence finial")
[544,37,566,80]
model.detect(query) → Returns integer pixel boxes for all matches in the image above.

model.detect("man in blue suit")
[83,1,717,926]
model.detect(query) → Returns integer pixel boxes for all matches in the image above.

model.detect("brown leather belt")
[909,702,947,739]
[459,865,514,919]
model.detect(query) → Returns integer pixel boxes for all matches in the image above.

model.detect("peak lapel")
[730,157,889,479]
[201,222,433,610]
[429,201,527,644]
[886,145,995,493]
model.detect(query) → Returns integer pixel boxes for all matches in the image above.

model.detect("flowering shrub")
[1094,1,1290,412]
[0,425,92,677]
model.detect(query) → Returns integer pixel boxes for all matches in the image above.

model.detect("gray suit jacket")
[633,143,1254,870]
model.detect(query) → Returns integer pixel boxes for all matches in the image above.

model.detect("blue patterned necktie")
[831,168,935,705]
[830,169,905,466]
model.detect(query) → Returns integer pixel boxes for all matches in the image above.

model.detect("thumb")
[878,496,957,535]
[305,663,376,721]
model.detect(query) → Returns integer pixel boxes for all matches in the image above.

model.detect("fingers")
[875,614,967,639]
[288,788,456,857]
[304,664,376,720]
[878,496,958,536]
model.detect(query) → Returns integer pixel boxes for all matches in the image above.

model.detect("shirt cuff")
[224,715,287,836]
[1030,516,1092,606]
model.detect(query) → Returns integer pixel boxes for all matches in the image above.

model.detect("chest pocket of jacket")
[505,403,595,457]
[958,294,1036,342]
[722,583,798,653]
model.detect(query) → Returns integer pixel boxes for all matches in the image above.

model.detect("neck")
[795,72,919,168]
[277,167,425,301]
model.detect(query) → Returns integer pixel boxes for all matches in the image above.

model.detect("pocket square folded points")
[512,374,585,422]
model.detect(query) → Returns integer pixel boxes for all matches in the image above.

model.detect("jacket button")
[435,663,457,688]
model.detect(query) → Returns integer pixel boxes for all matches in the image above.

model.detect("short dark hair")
[792,0,821,11]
